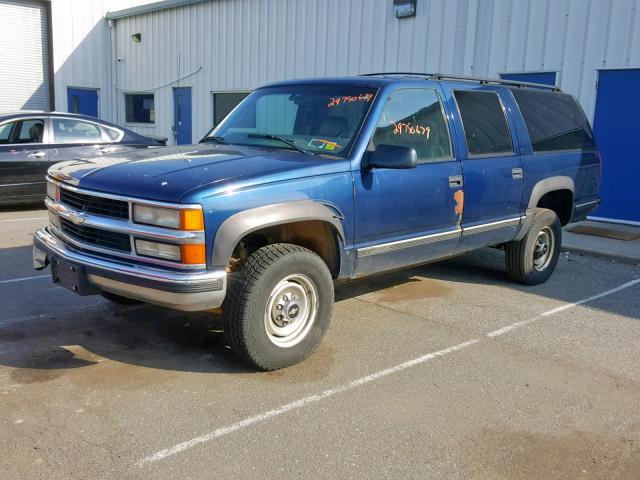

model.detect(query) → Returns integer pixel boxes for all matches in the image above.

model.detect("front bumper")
[33,228,226,311]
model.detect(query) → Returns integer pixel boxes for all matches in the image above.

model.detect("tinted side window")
[0,123,12,143]
[0,120,45,144]
[18,120,45,143]
[511,89,595,152]
[372,89,452,163]
[454,90,513,156]
[52,119,102,144]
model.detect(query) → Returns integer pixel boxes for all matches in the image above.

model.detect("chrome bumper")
[33,228,226,311]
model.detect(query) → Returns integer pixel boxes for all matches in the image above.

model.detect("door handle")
[28,151,46,159]
[448,175,463,187]
[512,167,524,179]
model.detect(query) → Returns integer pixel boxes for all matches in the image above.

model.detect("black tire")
[100,291,142,305]
[223,243,334,370]
[505,208,562,285]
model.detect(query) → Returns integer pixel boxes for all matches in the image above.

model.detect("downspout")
[108,18,118,123]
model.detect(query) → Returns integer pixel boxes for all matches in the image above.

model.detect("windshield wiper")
[248,134,314,155]
[201,135,227,144]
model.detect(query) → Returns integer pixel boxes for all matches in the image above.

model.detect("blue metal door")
[173,87,192,145]
[67,88,98,117]
[592,69,640,223]
[500,72,557,86]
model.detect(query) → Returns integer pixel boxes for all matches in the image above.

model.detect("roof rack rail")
[360,72,560,91]
[360,72,435,78]
[428,73,561,91]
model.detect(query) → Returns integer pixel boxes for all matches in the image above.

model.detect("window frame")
[0,117,49,146]
[124,92,156,125]
[211,90,252,127]
[507,88,596,155]
[370,87,455,164]
[452,88,516,159]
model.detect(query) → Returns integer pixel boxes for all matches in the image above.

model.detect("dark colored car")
[0,112,166,205]
[34,74,601,370]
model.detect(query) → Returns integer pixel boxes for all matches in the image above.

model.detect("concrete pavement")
[1,209,639,479]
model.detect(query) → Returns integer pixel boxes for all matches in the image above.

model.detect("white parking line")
[0,274,50,285]
[0,217,48,223]
[486,278,640,337]
[137,339,481,466]
[136,277,640,467]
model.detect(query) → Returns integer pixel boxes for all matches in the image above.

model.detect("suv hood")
[49,144,347,202]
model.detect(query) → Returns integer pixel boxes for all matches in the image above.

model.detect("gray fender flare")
[527,176,574,209]
[212,200,345,267]
[515,176,575,241]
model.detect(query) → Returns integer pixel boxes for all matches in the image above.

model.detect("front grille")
[60,189,129,220]
[61,218,131,252]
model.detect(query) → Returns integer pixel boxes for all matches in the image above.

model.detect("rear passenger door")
[442,86,525,251]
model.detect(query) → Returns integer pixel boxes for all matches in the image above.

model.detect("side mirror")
[365,144,417,169]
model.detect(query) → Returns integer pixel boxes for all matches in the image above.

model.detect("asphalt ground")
[1,208,639,479]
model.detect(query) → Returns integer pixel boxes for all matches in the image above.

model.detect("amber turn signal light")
[181,244,206,264]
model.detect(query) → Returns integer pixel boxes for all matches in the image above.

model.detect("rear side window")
[454,90,513,156]
[511,89,595,152]
[372,88,452,163]
[52,119,102,144]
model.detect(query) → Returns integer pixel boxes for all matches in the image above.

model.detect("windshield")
[203,85,377,157]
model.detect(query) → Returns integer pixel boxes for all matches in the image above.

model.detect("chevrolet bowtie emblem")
[68,211,87,225]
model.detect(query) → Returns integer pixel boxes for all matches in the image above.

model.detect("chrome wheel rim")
[264,274,318,348]
[533,226,554,272]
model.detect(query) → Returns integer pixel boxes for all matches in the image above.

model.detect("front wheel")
[223,243,334,370]
[505,208,562,285]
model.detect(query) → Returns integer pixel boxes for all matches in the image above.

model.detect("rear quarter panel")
[504,89,600,220]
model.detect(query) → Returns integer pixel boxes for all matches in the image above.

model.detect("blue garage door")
[593,69,640,223]
[500,72,557,86]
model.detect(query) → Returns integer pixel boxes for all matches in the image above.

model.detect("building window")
[125,93,155,124]
[213,91,250,126]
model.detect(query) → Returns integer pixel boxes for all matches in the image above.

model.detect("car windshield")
[203,85,378,157]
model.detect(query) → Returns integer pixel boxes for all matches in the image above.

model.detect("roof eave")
[105,0,207,20]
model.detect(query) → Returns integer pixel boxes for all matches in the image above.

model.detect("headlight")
[133,204,181,229]
[135,239,181,261]
[132,204,204,230]
[47,182,59,201]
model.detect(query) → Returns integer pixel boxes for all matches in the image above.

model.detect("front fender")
[212,200,345,268]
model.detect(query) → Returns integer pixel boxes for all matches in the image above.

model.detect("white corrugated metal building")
[1,0,639,222]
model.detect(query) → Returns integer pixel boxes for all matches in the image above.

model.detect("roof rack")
[360,72,435,79]
[360,72,561,91]
[429,73,561,91]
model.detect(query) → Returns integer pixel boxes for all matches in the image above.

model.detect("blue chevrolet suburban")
[33,73,601,370]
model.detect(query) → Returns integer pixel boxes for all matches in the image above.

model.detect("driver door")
[0,117,50,202]
[353,88,463,275]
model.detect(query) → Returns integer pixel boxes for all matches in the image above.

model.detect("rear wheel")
[505,208,562,285]
[223,243,334,370]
